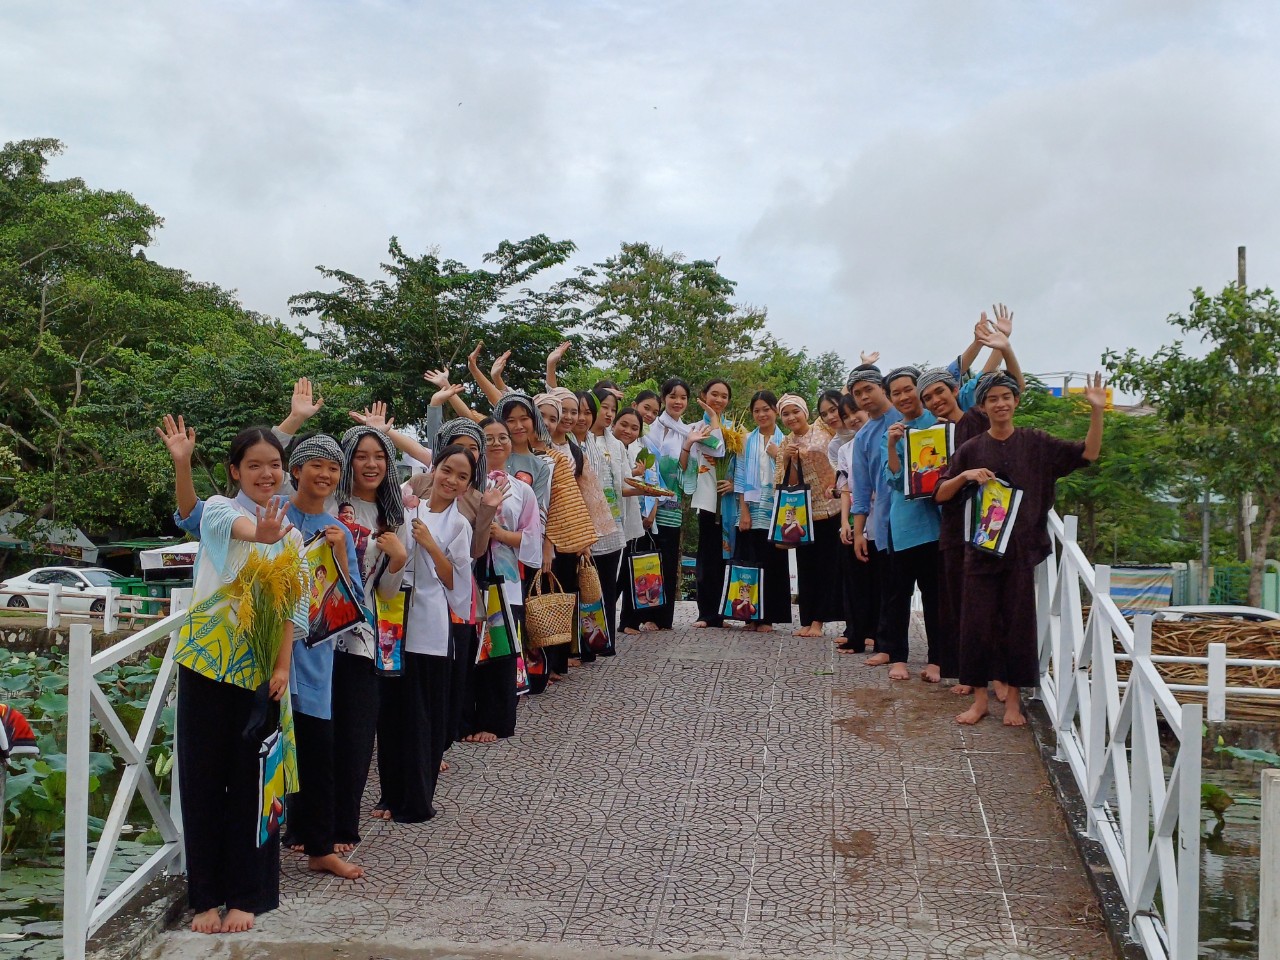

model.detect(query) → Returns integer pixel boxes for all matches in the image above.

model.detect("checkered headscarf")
[337,425,405,529]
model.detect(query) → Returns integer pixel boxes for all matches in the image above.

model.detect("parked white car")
[0,566,143,615]
[1153,604,1280,623]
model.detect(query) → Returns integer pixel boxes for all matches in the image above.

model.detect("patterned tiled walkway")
[152,604,1113,960]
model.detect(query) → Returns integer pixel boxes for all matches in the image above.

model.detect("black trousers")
[695,508,725,626]
[331,650,378,845]
[618,537,645,632]
[472,650,519,739]
[959,563,1038,688]
[650,523,682,629]
[739,529,793,625]
[593,549,622,653]
[449,623,475,744]
[936,547,964,680]
[377,651,450,823]
[878,540,942,664]
[549,550,582,668]
[292,711,335,857]
[795,516,845,625]
[176,666,279,915]
[840,538,881,646]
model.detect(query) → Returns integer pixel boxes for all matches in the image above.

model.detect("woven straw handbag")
[524,572,578,649]
[577,554,603,604]
[543,449,598,553]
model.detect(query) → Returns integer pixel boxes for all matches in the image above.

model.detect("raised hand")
[685,423,713,447]
[349,401,393,433]
[976,323,1010,353]
[1082,372,1107,411]
[467,342,484,369]
[547,340,571,367]
[490,350,511,382]
[428,382,465,408]
[255,497,291,544]
[424,368,452,390]
[291,377,324,421]
[992,303,1014,338]
[859,350,880,365]
[482,473,509,508]
[156,414,196,463]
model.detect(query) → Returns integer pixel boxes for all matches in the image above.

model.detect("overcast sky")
[5,1,1278,390]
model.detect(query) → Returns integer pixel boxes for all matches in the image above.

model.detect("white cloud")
[2,0,1277,390]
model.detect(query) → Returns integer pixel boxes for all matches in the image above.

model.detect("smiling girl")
[173,427,308,935]
[379,444,476,822]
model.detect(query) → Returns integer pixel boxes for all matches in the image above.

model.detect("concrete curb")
[1027,700,1145,960]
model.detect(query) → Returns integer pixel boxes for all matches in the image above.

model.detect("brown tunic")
[941,427,1090,687]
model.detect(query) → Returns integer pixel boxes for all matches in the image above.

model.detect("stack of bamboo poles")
[1103,613,1280,722]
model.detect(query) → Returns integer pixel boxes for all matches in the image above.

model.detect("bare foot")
[378,809,393,821]
[287,843,304,854]
[473,731,498,743]
[623,626,641,635]
[640,622,659,632]
[949,684,974,696]
[692,620,708,628]
[191,908,221,934]
[865,653,890,667]
[568,657,582,667]
[956,704,989,725]
[921,664,941,683]
[369,805,388,820]
[993,680,1010,703]
[548,672,565,683]
[888,662,910,681]
[309,853,365,880]
[1003,689,1027,727]
[440,759,449,772]
[335,842,355,854]
[754,624,774,633]
[220,909,255,933]
[461,733,479,743]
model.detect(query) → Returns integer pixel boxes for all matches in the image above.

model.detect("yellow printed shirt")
[174,494,308,792]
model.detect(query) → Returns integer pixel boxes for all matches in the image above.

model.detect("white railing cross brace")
[63,588,192,960]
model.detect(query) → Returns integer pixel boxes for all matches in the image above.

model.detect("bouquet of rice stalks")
[716,413,750,483]
[228,540,308,683]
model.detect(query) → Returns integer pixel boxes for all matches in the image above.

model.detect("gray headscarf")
[974,371,1022,406]
[337,425,405,529]
[846,365,883,389]
[433,418,487,490]
[495,391,551,445]
[916,367,959,397]
[288,434,344,488]
[882,365,921,390]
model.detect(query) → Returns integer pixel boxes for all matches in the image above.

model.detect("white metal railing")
[63,588,191,960]
[1037,512,1201,960]
[0,584,176,632]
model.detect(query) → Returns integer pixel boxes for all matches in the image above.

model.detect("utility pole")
[1239,246,1254,562]
[1202,487,1212,603]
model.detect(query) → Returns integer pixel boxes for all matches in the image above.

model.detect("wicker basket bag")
[524,572,578,649]
[578,554,603,604]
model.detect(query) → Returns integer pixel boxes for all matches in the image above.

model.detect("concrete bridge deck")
[151,604,1112,960]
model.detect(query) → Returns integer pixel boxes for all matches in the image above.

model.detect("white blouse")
[403,499,473,657]
[585,431,627,555]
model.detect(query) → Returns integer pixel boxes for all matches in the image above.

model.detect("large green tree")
[0,138,331,547]
[290,235,592,423]
[564,243,769,390]
[1105,284,1280,604]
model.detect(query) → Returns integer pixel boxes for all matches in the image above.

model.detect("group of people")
[160,308,1107,934]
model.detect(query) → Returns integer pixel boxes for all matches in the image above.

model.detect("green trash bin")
[145,583,173,617]
[113,577,147,621]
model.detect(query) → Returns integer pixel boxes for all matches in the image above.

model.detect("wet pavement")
[148,604,1113,960]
